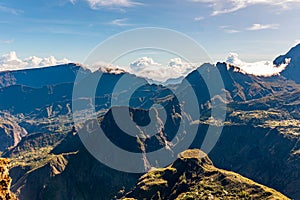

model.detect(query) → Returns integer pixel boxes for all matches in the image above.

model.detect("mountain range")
[0,44,300,199]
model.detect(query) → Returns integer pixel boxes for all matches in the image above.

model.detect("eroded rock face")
[0,158,18,200]
[0,114,27,152]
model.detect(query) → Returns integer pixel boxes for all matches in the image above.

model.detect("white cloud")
[224,29,240,33]
[85,0,141,9]
[190,0,300,15]
[225,52,290,76]
[219,23,279,33]
[219,26,240,33]
[129,57,197,83]
[168,58,195,72]
[247,23,279,31]
[0,52,27,70]
[94,57,198,84]
[0,52,70,72]
[130,57,161,69]
[110,18,133,26]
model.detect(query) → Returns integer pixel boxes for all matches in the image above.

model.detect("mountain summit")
[274,44,300,83]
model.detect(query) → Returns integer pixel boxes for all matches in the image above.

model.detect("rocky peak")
[174,149,213,171]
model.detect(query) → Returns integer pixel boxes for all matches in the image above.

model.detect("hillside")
[121,149,289,200]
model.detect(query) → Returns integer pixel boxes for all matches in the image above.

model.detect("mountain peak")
[177,149,213,166]
[288,43,300,53]
[274,43,300,83]
[121,149,289,200]
[178,149,206,159]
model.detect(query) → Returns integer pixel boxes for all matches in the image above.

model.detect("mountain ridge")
[2,44,299,88]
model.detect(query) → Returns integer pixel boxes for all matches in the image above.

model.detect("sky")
[1,0,300,75]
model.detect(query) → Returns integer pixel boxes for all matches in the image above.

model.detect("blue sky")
[1,0,300,63]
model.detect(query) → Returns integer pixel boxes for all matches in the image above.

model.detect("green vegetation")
[9,146,54,169]
[121,149,290,200]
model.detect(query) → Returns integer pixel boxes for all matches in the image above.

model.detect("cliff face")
[121,149,289,200]
[0,114,28,152]
[0,158,17,200]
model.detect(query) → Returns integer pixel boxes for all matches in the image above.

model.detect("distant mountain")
[0,63,89,89]
[186,62,295,102]
[121,149,289,200]
[274,44,300,83]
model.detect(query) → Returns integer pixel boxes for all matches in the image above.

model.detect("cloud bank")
[95,57,198,84]
[0,53,196,83]
[225,53,290,76]
[0,52,70,72]
[1,52,292,83]
[190,0,300,15]
[95,53,292,83]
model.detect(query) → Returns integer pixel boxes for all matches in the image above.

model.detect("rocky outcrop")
[0,158,17,200]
